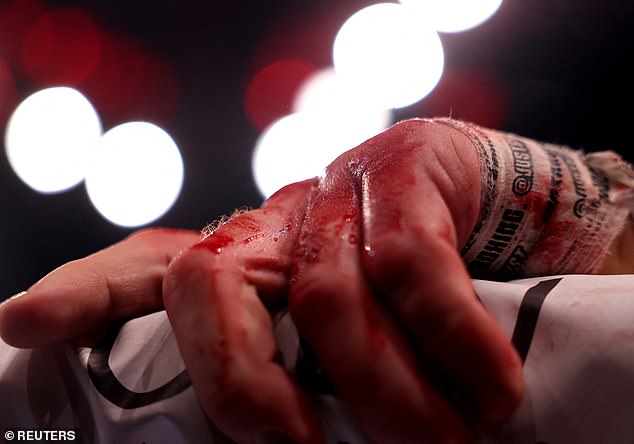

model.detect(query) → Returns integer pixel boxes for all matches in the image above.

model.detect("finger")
[289,164,474,443]
[358,120,523,426]
[0,228,200,348]
[163,180,324,444]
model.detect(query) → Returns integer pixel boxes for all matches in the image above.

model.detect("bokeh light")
[253,114,330,199]
[399,0,503,33]
[414,68,508,129]
[21,8,102,86]
[85,122,184,227]
[0,59,19,126]
[252,110,388,199]
[253,66,394,199]
[248,11,347,78]
[0,0,46,69]
[292,66,392,146]
[244,58,315,131]
[333,3,444,109]
[5,87,102,193]
[79,34,181,126]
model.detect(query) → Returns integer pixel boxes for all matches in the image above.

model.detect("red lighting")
[0,58,19,127]
[79,34,181,126]
[1,1,181,126]
[244,58,315,131]
[21,8,103,87]
[414,68,509,129]
[248,5,363,74]
[0,0,45,69]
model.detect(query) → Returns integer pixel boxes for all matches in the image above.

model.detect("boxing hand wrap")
[436,119,634,280]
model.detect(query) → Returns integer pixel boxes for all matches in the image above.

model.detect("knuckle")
[165,246,203,279]
[126,227,162,240]
[346,119,436,179]
[123,228,200,256]
[125,227,183,242]
[163,246,224,305]
[390,117,431,132]
[264,177,317,207]
[323,153,351,181]
[385,118,436,144]
[120,228,170,250]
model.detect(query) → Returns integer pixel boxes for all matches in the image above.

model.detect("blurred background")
[1,0,632,300]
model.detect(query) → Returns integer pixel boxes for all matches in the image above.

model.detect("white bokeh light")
[333,3,444,109]
[400,0,503,33]
[5,87,102,193]
[85,122,184,227]
[292,66,392,137]
[252,67,394,199]
[253,111,384,199]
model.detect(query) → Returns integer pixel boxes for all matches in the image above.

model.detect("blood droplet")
[193,234,234,254]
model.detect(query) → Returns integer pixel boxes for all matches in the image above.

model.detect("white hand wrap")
[436,119,634,279]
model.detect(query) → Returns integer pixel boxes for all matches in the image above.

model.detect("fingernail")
[1,291,27,306]
[254,431,299,444]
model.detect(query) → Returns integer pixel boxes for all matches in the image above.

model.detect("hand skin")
[163,120,519,443]
[3,119,631,443]
[598,217,634,274]
[0,228,201,348]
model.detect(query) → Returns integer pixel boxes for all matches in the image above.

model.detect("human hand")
[10,116,631,443]
[161,117,632,442]
[0,228,200,348]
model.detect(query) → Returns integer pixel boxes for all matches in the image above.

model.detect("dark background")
[1,0,633,299]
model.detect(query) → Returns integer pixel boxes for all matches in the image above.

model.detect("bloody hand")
[1,119,535,443]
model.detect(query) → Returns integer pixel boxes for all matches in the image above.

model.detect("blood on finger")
[192,234,235,254]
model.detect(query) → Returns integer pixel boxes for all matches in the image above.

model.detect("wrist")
[436,119,634,279]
